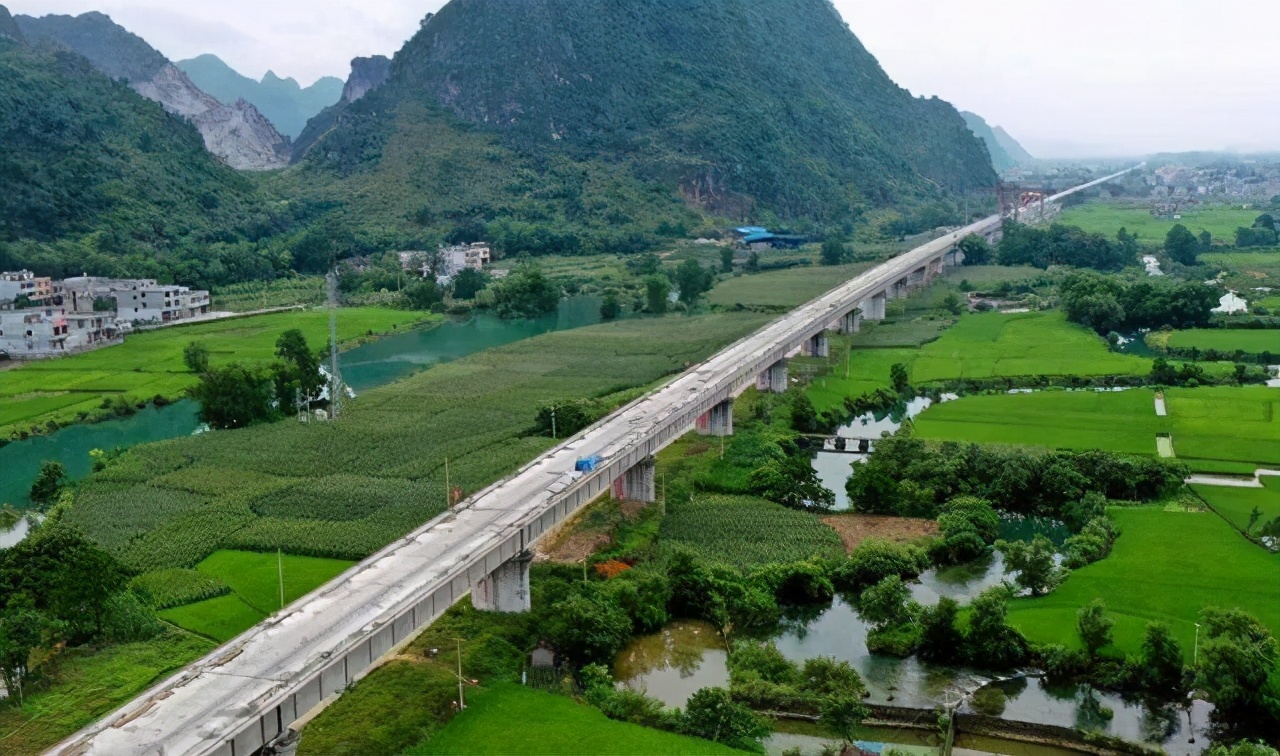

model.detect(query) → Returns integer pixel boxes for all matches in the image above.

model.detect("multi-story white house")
[0,270,54,307]
[61,277,212,324]
[0,307,118,357]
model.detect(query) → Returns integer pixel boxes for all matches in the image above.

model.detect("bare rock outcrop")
[14,12,290,170]
[341,55,390,103]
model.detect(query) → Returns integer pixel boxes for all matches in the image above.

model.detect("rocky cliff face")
[0,5,24,42]
[15,12,290,170]
[341,55,390,103]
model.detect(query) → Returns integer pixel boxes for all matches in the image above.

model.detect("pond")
[811,395,956,510]
[0,296,614,518]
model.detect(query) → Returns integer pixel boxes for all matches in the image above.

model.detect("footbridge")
[56,168,1135,756]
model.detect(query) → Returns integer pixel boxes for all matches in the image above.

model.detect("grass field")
[406,684,739,755]
[707,262,874,310]
[913,385,1280,471]
[0,629,214,755]
[1,308,432,436]
[1201,250,1280,304]
[1166,329,1280,353]
[209,276,327,312]
[158,550,354,642]
[1007,508,1280,659]
[658,494,845,571]
[1057,203,1263,245]
[1192,478,1280,538]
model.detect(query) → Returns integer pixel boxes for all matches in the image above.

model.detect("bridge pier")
[757,359,789,392]
[837,310,861,334]
[612,456,656,501]
[802,332,829,358]
[862,292,887,321]
[471,550,532,613]
[696,399,734,437]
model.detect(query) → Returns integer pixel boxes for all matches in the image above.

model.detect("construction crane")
[325,269,345,420]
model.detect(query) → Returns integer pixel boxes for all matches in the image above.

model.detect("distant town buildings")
[0,271,212,359]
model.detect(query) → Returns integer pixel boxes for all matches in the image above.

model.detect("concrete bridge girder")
[861,291,887,321]
[801,332,829,358]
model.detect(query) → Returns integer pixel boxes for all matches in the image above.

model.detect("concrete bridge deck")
[55,169,1135,756]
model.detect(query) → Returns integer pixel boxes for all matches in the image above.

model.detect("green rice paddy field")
[1,308,431,436]
[913,385,1280,472]
[1057,203,1262,244]
[706,261,874,310]
[807,311,1157,414]
[1165,328,1279,353]
[1193,477,1280,536]
[159,550,354,642]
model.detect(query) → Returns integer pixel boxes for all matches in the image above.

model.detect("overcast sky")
[8,0,1279,157]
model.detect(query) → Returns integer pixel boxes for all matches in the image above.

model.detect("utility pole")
[551,406,557,440]
[455,638,466,711]
[444,456,451,510]
[277,549,284,611]
[1193,622,1201,668]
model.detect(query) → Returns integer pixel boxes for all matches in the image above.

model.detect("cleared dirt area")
[821,513,938,553]
[533,497,650,564]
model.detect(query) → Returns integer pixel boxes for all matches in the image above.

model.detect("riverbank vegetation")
[1,308,430,439]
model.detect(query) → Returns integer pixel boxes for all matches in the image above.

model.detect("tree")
[451,267,488,299]
[820,695,869,745]
[183,341,210,373]
[966,585,1027,668]
[958,234,991,265]
[1198,230,1212,251]
[1164,223,1200,266]
[1076,599,1114,656]
[1206,742,1280,756]
[789,391,820,433]
[644,275,670,313]
[1255,213,1277,232]
[545,591,632,665]
[720,246,734,273]
[941,292,965,315]
[490,263,561,318]
[30,460,67,505]
[918,597,963,663]
[1196,607,1278,718]
[820,236,847,266]
[1116,227,1139,258]
[275,329,322,401]
[189,363,276,429]
[675,258,712,306]
[745,251,760,273]
[402,279,443,310]
[996,535,1064,596]
[890,363,910,394]
[681,687,769,750]
[0,601,54,705]
[1138,621,1184,693]
[599,291,621,320]
[858,575,913,628]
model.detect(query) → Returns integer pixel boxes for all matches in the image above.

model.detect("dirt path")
[821,513,937,553]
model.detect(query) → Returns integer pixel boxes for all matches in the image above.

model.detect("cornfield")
[659,494,844,571]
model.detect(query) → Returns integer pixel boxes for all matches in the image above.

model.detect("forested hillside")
[292,0,997,249]
[0,34,286,280]
[961,111,1033,172]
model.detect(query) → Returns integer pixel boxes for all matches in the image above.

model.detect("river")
[0,296,613,533]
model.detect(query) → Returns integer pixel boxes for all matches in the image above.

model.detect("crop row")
[659,494,845,571]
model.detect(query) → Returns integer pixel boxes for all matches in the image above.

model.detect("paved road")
[56,168,1135,756]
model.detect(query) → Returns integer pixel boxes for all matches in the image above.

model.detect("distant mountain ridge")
[177,54,343,139]
[297,0,996,228]
[16,12,290,170]
[960,110,1033,172]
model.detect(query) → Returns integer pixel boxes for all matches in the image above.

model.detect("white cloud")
[7,0,1279,156]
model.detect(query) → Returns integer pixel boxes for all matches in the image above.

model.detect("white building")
[61,277,211,324]
[0,306,117,357]
[0,270,54,307]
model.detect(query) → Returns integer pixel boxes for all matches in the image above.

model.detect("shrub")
[829,538,930,591]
